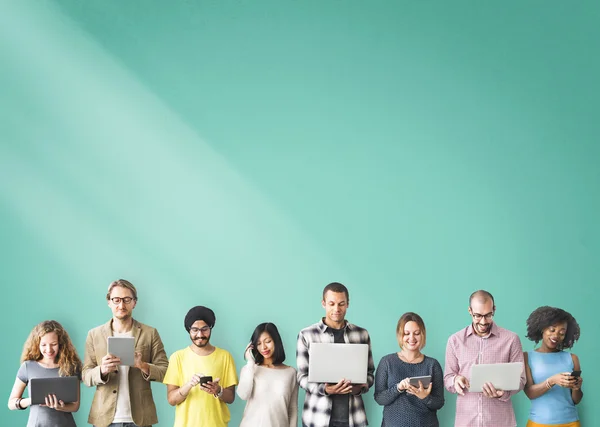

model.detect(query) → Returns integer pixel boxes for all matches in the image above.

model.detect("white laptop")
[308,343,368,384]
[469,362,523,393]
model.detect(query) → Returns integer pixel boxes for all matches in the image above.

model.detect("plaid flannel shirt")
[296,319,375,427]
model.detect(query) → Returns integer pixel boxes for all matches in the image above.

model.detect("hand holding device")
[244,343,255,364]
[351,383,367,395]
[482,382,504,399]
[406,380,433,400]
[100,353,121,375]
[325,379,352,395]
[187,373,202,388]
[199,375,213,386]
[549,372,577,388]
[409,375,432,388]
[397,378,411,392]
[43,394,65,410]
[201,377,221,396]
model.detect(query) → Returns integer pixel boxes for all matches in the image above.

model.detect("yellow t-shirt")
[164,346,238,427]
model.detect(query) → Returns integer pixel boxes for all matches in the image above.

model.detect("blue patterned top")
[374,354,444,427]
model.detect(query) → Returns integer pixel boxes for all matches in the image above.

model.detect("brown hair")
[21,320,82,377]
[396,312,427,350]
[106,279,138,301]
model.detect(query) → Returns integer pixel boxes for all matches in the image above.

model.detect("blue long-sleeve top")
[374,353,445,427]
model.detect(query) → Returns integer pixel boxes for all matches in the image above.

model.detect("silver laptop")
[30,376,79,405]
[469,362,523,392]
[308,343,368,384]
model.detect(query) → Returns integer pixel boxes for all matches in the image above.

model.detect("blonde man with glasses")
[82,279,169,427]
[443,290,526,427]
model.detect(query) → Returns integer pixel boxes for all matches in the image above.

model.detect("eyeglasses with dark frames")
[471,312,494,321]
[110,297,135,305]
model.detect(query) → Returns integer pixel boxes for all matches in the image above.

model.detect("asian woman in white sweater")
[237,323,298,427]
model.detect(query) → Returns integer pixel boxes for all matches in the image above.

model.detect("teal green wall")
[2,1,598,425]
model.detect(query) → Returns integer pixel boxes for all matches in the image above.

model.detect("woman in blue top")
[374,312,444,427]
[524,306,583,427]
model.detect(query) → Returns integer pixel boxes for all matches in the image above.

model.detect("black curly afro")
[525,306,580,350]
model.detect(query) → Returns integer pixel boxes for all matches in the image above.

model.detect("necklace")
[399,351,423,363]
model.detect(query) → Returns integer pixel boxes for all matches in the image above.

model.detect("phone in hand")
[199,375,213,386]
[570,370,581,378]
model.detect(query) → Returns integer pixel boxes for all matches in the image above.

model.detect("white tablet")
[107,336,135,366]
[30,376,79,405]
[308,343,368,384]
[469,362,523,393]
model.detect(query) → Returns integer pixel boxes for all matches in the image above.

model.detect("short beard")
[191,336,210,348]
[474,322,491,334]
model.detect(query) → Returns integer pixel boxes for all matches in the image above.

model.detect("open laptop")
[30,376,79,405]
[469,362,523,393]
[308,343,368,384]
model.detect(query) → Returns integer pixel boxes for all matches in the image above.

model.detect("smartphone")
[199,375,213,385]
[570,370,581,378]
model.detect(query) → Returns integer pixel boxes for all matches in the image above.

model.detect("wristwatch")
[214,386,224,399]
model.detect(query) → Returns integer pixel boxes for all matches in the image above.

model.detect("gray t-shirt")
[17,361,78,427]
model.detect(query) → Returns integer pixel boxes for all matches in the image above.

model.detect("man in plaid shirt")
[296,282,375,427]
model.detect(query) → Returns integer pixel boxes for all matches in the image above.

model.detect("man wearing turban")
[164,305,238,427]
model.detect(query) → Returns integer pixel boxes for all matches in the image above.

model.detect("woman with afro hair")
[523,306,583,427]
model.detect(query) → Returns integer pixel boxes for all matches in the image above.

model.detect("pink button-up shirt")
[444,323,526,427]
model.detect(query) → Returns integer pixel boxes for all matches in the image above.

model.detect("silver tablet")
[308,343,368,384]
[409,375,432,388]
[30,376,79,405]
[107,336,135,366]
[469,362,523,393]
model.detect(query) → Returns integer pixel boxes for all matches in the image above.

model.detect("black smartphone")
[199,375,213,385]
[570,370,581,378]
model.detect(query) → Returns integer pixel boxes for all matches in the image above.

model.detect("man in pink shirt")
[444,290,526,427]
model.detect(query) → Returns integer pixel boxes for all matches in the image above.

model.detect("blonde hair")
[106,279,138,301]
[396,312,427,350]
[21,320,82,377]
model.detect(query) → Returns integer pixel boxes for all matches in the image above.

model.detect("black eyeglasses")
[471,312,494,321]
[110,297,135,305]
[190,326,212,334]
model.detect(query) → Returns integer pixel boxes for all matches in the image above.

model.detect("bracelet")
[545,379,552,389]
[15,398,25,410]
[178,388,185,398]
[214,386,223,399]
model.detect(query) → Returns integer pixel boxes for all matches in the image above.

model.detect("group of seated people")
[9,280,583,427]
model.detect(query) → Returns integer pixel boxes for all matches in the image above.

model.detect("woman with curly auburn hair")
[523,306,583,427]
[8,320,82,427]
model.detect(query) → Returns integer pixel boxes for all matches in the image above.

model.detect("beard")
[191,335,210,348]
[473,322,492,335]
